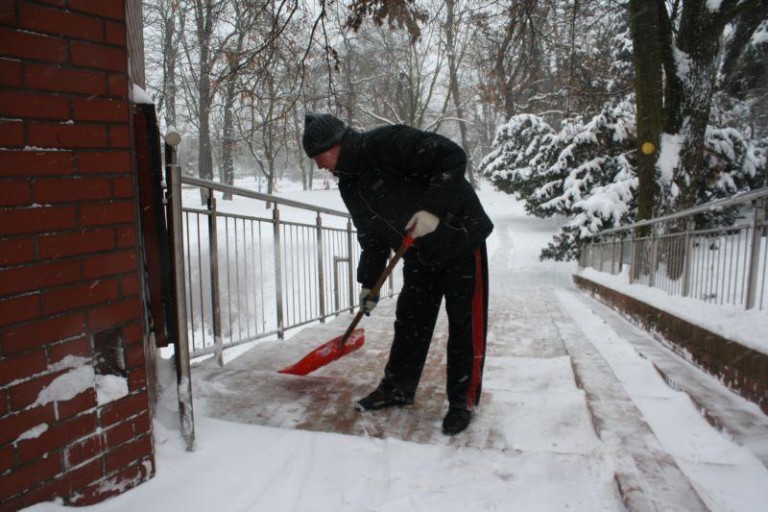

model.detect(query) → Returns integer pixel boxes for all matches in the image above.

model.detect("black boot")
[355,385,413,412]
[442,408,471,435]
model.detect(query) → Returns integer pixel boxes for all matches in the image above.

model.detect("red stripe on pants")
[467,248,485,409]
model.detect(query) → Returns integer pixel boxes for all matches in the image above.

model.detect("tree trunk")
[444,0,475,187]
[221,74,236,200]
[628,0,664,225]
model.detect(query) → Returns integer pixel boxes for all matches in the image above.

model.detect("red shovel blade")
[278,328,365,376]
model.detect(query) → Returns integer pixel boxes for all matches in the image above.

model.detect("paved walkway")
[192,209,768,511]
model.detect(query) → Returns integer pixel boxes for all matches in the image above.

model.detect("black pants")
[381,242,489,410]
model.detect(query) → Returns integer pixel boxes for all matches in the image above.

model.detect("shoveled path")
[192,206,768,511]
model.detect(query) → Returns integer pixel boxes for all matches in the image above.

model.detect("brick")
[83,250,137,279]
[32,0,68,7]
[66,433,105,467]
[0,179,31,206]
[0,451,61,502]
[0,90,70,120]
[0,444,14,475]
[73,98,130,123]
[71,461,146,506]
[0,238,35,266]
[0,205,76,236]
[63,457,104,494]
[108,125,130,148]
[21,457,101,506]
[0,120,23,147]
[124,344,145,369]
[99,393,147,427]
[121,323,141,345]
[17,409,97,463]
[0,497,24,512]
[113,176,134,198]
[104,420,133,448]
[120,273,139,297]
[107,73,129,97]
[0,293,41,328]
[1,312,85,354]
[28,123,109,149]
[26,63,107,96]
[0,404,55,445]
[71,41,126,73]
[0,27,68,64]
[35,176,113,203]
[69,0,125,21]
[105,435,152,473]
[116,226,136,247]
[42,279,119,315]
[8,371,60,411]
[47,335,92,363]
[0,150,75,177]
[80,201,135,226]
[0,58,22,87]
[77,150,131,174]
[132,410,151,436]
[0,2,16,25]
[104,20,126,46]
[39,227,115,259]
[0,349,47,386]
[127,366,147,392]
[88,299,142,331]
[19,3,103,42]
[57,389,98,421]
[0,260,81,297]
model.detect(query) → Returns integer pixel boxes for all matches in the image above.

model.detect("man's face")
[313,145,341,174]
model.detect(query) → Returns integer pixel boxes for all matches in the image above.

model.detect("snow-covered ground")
[25,179,768,512]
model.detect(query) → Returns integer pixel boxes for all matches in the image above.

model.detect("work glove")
[359,288,379,316]
[405,210,439,238]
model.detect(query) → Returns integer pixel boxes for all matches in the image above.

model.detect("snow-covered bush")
[480,98,638,260]
[479,93,766,261]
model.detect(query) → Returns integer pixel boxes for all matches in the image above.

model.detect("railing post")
[346,219,355,313]
[164,133,195,452]
[649,229,658,288]
[610,235,617,274]
[273,206,285,338]
[618,235,625,275]
[629,233,638,285]
[207,194,223,366]
[745,198,766,309]
[682,220,695,298]
[316,213,326,322]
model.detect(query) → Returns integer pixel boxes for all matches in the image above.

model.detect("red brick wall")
[0,1,154,509]
[573,275,768,415]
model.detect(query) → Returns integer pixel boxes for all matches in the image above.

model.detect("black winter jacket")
[334,124,494,288]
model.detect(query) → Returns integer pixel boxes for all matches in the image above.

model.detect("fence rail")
[579,187,768,313]
[166,172,401,363]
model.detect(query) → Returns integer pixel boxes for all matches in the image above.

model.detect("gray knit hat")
[302,113,346,157]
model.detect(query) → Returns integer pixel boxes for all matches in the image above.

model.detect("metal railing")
[166,171,401,363]
[579,187,768,313]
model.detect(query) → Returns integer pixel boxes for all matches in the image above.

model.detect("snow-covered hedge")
[480,95,767,261]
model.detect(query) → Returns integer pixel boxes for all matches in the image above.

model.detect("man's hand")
[406,210,439,238]
[359,288,379,316]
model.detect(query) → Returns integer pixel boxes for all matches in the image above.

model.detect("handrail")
[181,175,352,218]
[578,186,767,313]
[589,186,768,237]
[170,174,403,362]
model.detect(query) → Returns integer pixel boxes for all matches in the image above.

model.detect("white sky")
[24,179,768,512]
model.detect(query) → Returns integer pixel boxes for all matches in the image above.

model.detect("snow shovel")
[278,231,415,376]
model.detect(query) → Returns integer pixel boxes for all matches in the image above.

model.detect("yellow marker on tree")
[641,141,655,155]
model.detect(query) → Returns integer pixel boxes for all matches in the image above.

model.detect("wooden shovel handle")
[336,231,415,349]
